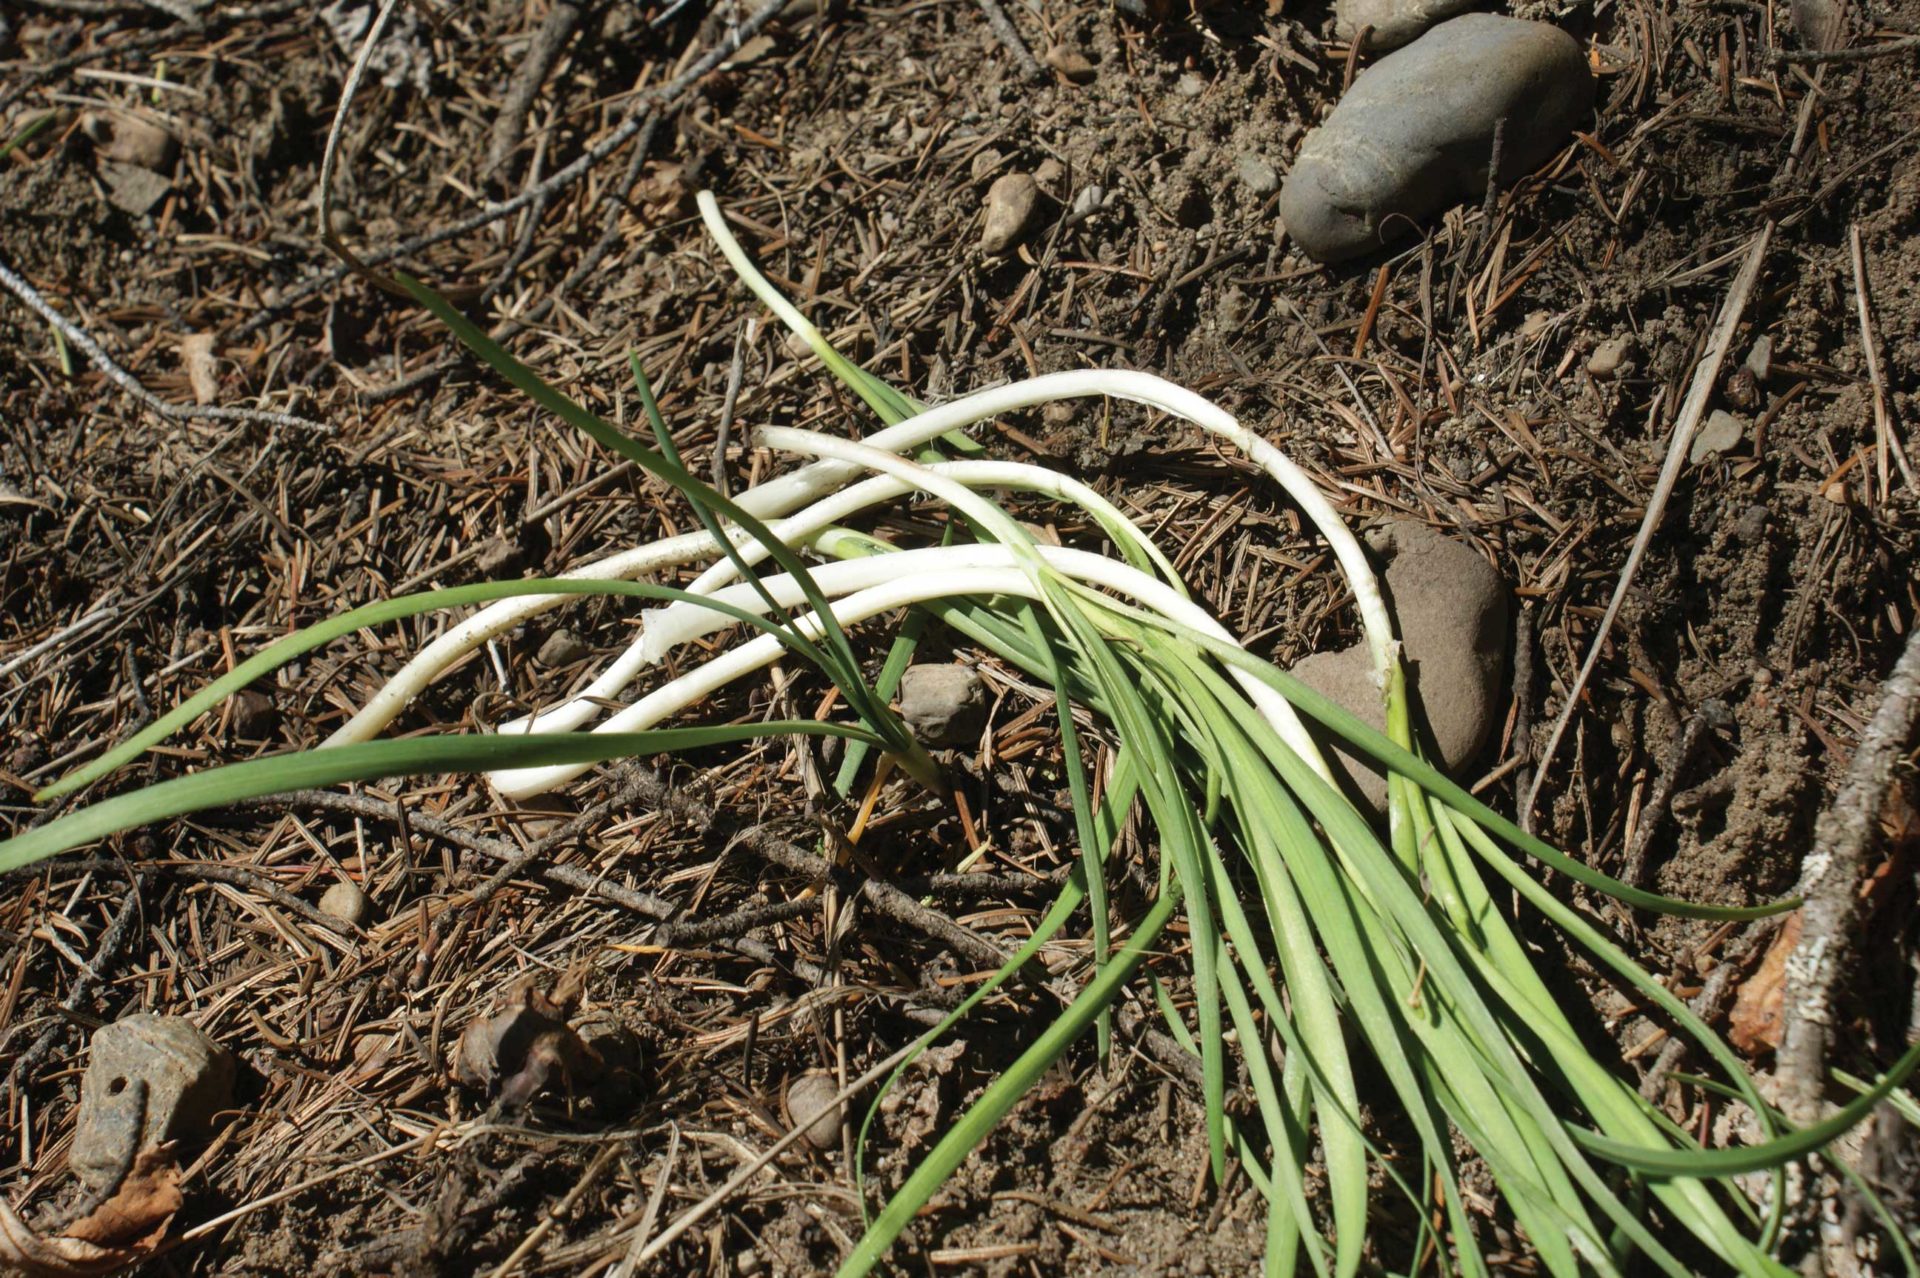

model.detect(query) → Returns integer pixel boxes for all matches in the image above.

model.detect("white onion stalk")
[496,459,1178,739]
[330,370,1394,762]
[486,544,1326,799]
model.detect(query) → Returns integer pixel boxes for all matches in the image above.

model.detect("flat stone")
[1044,45,1096,83]
[898,663,987,747]
[100,161,171,217]
[72,1015,235,1189]
[1277,15,1594,263]
[1690,409,1745,464]
[1335,0,1480,51]
[980,172,1040,254]
[1291,522,1508,812]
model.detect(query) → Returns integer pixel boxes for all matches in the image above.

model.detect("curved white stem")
[498,459,1180,739]
[332,365,1391,752]
[487,543,1328,800]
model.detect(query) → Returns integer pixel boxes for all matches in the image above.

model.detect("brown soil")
[2,0,1917,1273]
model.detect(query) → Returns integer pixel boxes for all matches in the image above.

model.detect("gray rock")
[1335,0,1480,51]
[536,628,590,668]
[785,1071,846,1150]
[981,173,1040,254]
[1235,153,1280,196]
[898,663,987,747]
[319,879,371,927]
[1690,409,1744,464]
[72,1015,235,1189]
[1277,15,1594,263]
[1292,522,1508,812]
[101,161,171,217]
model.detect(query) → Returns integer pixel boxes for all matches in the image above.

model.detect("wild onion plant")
[5,192,1917,1277]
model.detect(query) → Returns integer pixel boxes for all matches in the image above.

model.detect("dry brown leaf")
[1728,910,1801,1054]
[0,1147,180,1277]
[64,1148,183,1248]
[451,970,599,1107]
[178,334,218,406]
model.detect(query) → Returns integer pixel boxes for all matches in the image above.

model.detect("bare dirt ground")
[1,0,1917,1272]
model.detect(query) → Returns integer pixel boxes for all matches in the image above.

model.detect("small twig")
[973,0,1044,82]
[1511,605,1536,832]
[240,788,949,1023]
[0,607,119,680]
[1639,919,1780,1099]
[1777,624,1920,1123]
[1622,700,1729,888]
[317,0,415,301]
[486,0,590,177]
[486,1140,620,1278]
[621,768,1056,981]
[1771,32,1920,62]
[1523,225,1771,821]
[5,873,150,1093]
[1847,224,1918,499]
[712,319,753,498]
[627,1040,922,1267]
[646,896,820,946]
[0,256,329,434]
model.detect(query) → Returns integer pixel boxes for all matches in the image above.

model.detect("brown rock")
[1292,522,1508,811]
[980,172,1040,254]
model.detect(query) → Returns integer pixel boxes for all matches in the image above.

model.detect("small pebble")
[1335,0,1478,50]
[1235,153,1279,196]
[980,172,1040,254]
[1723,365,1760,411]
[537,628,591,668]
[72,1016,235,1190]
[1176,72,1207,97]
[898,663,988,747]
[968,147,1006,182]
[1278,15,1594,263]
[319,879,372,928]
[229,688,276,739]
[1044,44,1096,83]
[1586,335,1633,379]
[785,1071,846,1150]
[1689,409,1744,464]
[1743,334,1773,383]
